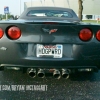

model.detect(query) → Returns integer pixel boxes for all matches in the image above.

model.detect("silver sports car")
[0,7,100,79]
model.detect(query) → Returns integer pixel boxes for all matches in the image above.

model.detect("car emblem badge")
[42,28,58,34]
[0,47,7,51]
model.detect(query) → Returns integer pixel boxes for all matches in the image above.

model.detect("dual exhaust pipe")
[53,69,70,79]
[27,68,45,78]
[27,68,70,79]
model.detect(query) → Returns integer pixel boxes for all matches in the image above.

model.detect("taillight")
[7,26,21,40]
[79,28,93,41]
[0,28,4,38]
[96,30,100,41]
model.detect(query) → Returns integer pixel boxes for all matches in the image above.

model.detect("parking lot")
[0,70,100,100]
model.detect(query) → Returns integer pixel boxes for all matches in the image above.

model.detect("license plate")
[36,44,63,58]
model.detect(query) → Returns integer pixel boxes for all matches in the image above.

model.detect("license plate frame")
[36,44,63,58]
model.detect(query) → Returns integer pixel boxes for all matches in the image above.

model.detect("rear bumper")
[0,42,100,69]
[0,57,99,70]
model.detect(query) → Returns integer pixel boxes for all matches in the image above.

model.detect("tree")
[0,14,3,20]
[78,0,83,21]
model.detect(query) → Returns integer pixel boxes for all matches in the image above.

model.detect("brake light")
[7,26,21,40]
[79,28,93,41]
[0,28,4,38]
[96,30,100,41]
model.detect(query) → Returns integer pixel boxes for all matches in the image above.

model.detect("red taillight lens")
[8,26,21,40]
[96,30,100,41]
[0,28,4,38]
[79,29,93,41]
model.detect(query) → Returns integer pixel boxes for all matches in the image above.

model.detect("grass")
[82,20,100,24]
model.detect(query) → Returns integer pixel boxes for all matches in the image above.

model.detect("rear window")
[26,10,73,18]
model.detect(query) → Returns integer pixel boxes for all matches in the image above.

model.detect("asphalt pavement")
[0,69,100,100]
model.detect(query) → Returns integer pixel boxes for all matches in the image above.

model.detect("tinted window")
[26,10,73,18]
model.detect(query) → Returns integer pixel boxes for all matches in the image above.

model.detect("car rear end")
[0,6,100,79]
[0,21,100,79]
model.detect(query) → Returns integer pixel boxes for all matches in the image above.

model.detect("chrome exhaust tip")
[37,69,45,78]
[27,68,36,78]
[62,69,70,79]
[53,69,61,79]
